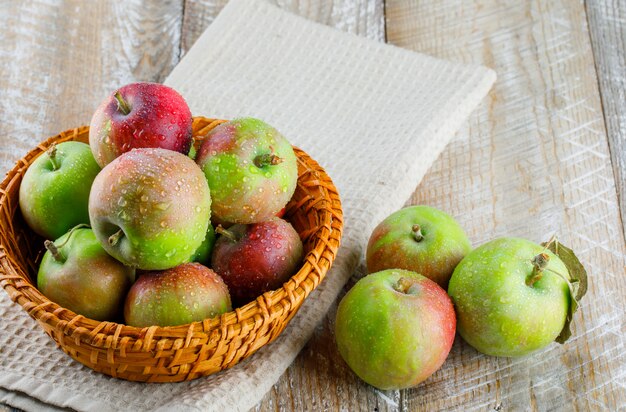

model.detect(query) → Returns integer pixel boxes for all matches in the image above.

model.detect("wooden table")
[1,1,625,410]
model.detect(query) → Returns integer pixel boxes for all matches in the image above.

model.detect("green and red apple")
[19,142,100,240]
[124,262,232,327]
[366,205,472,288]
[37,227,134,321]
[196,118,298,224]
[448,237,581,357]
[335,269,456,390]
[88,148,211,270]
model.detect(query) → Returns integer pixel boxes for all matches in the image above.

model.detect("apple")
[89,82,192,167]
[190,223,216,266]
[37,226,134,321]
[448,237,573,357]
[89,148,211,270]
[335,269,456,390]
[188,144,197,160]
[366,205,471,288]
[19,142,100,240]
[195,118,298,224]
[124,262,232,327]
[211,217,303,305]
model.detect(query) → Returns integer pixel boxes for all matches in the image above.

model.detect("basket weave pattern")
[0,117,343,382]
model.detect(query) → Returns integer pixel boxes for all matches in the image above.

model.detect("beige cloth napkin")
[0,0,495,410]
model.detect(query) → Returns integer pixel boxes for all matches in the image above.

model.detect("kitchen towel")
[0,0,495,410]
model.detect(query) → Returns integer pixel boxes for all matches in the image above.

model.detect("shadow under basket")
[0,116,343,382]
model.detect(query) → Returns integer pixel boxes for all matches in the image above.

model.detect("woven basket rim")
[0,117,343,353]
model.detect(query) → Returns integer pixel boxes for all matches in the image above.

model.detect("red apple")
[89,82,192,167]
[211,217,303,305]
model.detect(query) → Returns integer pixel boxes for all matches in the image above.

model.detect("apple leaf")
[541,238,588,344]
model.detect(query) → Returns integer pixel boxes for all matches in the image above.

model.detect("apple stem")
[215,225,238,242]
[47,144,59,171]
[412,224,424,242]
[44,240,64,262]
[254,153,283,168]
[108,229,124,246]
[527,252,550,287]
[393,277,416,294]
[114,91,131,115]
[53,223,90,249]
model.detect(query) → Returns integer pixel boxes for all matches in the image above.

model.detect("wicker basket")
[0,117,343,382]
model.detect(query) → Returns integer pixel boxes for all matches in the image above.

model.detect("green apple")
[366,205,472,288]
[190,223,216,265]
[19,142,100,239]
[37,227,134,321]
[448,237,575,357]
[335,269,456,390]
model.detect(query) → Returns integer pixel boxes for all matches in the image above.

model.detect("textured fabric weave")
[0,0,495,410]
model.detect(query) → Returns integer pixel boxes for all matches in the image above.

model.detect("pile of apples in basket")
[19,82,588,390]
[20,82,302,328]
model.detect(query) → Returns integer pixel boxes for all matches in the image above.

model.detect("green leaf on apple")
[541,237,588,344]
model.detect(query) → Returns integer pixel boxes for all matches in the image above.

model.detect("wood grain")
[0,0,185,176]
[586,0,626,239]
[386,0,626,410]
[181,0,385,57]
